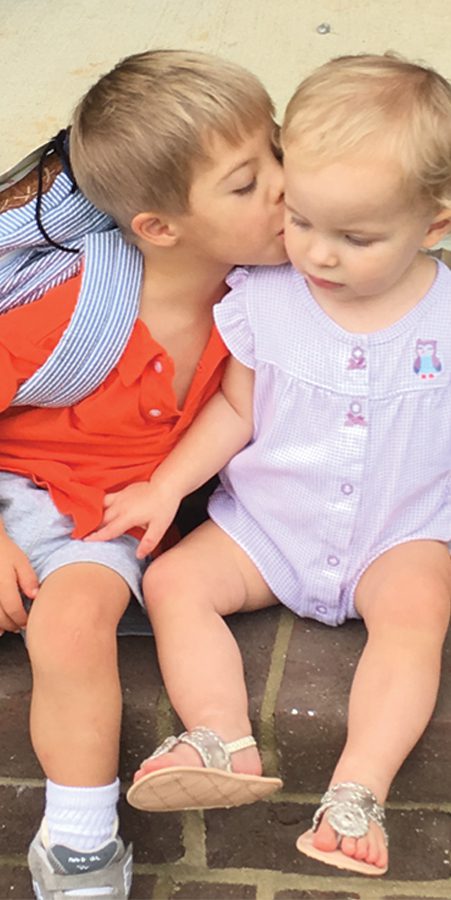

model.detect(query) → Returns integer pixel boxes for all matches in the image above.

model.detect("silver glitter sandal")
[126,725,283,811]
[296,781,388,876]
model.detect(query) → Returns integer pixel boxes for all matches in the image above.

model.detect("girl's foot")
[134,733,262,783]
[313,810,388,870]
[127,726,283,812]
[297,781,389,876]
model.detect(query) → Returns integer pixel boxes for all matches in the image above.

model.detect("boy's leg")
[311,540,451,871]
[26,562,134,898]
[27,562,130,787]
[139,520,277,783]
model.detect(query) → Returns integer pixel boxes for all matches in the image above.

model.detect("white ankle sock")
[45,778,120,851]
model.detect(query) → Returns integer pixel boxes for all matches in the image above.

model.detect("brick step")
[0,786,449,897]
[1,612,450,898]
[2,613,450,802]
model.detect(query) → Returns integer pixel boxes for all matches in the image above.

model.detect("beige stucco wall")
[2,0,451,173]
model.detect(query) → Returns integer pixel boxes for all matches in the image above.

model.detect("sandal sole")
[297,829,388,877]
[127,766,283,811]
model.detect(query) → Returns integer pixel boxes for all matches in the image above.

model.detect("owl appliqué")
[413,339,442,379]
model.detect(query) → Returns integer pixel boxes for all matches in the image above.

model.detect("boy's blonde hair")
[282,53,451,210]
[70,49,274,229]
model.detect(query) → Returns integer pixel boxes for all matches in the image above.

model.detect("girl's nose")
[307,237,338,268]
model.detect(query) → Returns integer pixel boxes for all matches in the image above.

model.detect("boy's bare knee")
[27,589,118,674]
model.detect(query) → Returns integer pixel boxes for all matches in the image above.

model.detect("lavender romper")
[208,262,451,626]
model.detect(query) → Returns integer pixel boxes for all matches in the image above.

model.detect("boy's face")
[179,125,286,267]
[283,151,443,306]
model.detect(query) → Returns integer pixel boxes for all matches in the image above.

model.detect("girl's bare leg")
[27,563,130,785]
[314,541,451,869]
[141,520,277,778]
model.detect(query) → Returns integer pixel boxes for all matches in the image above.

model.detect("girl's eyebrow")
[285,200,385,236]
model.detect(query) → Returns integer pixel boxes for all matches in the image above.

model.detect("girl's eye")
[234,178,257,195]
[290,215,310,230]
[346,234,373,247]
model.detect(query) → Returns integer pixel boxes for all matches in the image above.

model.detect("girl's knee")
[143,552,195,615]
[360,576,450,640]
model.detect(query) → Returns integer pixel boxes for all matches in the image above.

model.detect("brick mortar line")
[122,866,451,899]
[1,858,450,898]
[0,776,43,787]
[156,686,176,745]
[1,777,449,817]
[2,766,444,815]
[181,809,207,868]
[259,608,294,776]
[267,790,451,813]
[152,871,175,898]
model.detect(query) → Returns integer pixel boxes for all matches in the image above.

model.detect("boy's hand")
[0,533,39,634]
[85,482,181,559]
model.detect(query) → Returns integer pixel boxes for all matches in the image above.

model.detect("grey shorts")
[0,472,147,604]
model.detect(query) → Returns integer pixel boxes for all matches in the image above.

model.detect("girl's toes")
[373,836,389,870]
[312,817,339,852]
[133,744,201,781]
[354,836,369,860]
[340,836,358,858]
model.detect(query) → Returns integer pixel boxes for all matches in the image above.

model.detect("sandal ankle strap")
[179,727,256,772]
[146,727,256,773]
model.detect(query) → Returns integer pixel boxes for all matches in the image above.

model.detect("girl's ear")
[130,211,180,247]
[422,209,451,249]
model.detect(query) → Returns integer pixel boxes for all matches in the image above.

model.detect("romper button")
[315,604,328,615]
[153,360,163,373]
[149,408,162,417]
[327,555,339,567]
[341,482,353,495]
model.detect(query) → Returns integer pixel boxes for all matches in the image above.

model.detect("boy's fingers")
[103,493,120,508]
[17,564,39,599]
[84,528,108,542]
[85,521,122,542]
[137,527,158,559]
[0,597,26,631]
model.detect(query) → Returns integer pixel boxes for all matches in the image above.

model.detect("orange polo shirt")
[0,273,228,537]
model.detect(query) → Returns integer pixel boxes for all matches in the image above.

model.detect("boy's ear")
[130,212,180,247]
[422,209,451,249]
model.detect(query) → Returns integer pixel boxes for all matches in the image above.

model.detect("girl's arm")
[86,357,254,552]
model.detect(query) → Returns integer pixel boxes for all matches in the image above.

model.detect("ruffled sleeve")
[213,267,256,369]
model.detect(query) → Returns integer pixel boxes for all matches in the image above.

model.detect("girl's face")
[283,150,447,310]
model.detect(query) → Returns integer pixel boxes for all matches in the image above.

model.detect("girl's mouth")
[306,273,344,289]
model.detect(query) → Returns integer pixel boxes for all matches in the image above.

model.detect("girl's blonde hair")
[70,49,274,229]
[282,53,451,210]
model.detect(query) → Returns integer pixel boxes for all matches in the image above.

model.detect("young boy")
[0,49,286,898]
[90,53,451,877]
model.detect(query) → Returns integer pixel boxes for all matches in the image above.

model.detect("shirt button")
[315,604,328,615]
[149,408,162,417]
[341,482,354,495]
[153,360,163,373]
[327,555,340,567]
